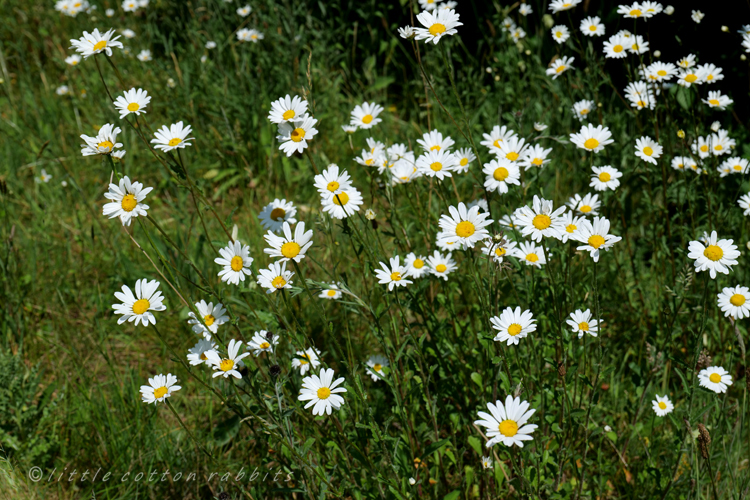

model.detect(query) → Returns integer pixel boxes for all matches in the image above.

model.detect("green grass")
[2,0,750,499]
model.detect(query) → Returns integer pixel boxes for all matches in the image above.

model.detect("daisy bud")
[677,129,686,139]
[409,478,416,486]
[604,425,612,433]
[542,14,554,28]
[710,121,721,132]
[665,5,674,15]
[167,78,176,88]
[269,364,281,378]
[365,208,376,220]
[525,50,531,55]
[721,26,729,32]
[485,67,493,73]
[654,50,661,58]
[743,55,748,61]
[231,224,239,242]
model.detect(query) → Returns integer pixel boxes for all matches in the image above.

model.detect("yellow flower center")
[259,342,271,349]
[579,205,592,213]
[657,70,667,76]
[373,363,382,371]
[456,221,476,237]
[220,359,234,372]
[532,214,551,230]
[272,276,287,289]
[435,264,447,273]
[703,245,723,262]
[589,25,597,31]
[299,354,309,365]
[709,99,720,106]
[281,241,301,259]
[390,271,402,281]
[460,158,469,166]
[643,146,654,156]
[714,145,723,151]
[430,145,441,151]
[709,373,721,383]
[629,8,642,15]
[599,172,611,182]
[230,256,244,271]
[734,164,743,171]
[362,114,373,124]
[127,102,140,112]
[613,45,624,53]
[365,158,374,166]
[493,139,502,148]
[684,74,697,83]
[98,140,114,151]
[526,253,539,262]
[153,386,168,399]
[327,289,337,297]
[556,31,563,38]
[282,109,295,120]
[588,235,605,249]
[204,314,215,326]
[505,152,519,161]
[493,167,509,181]
[578,321,589,331]
[495,247,506,256]
[317,387,331,399]
[555,65,567,73]
[730,294,746,306]
[333,192,350,206]
[532,158,544,166]
[507,324,522,336]
[132,298,150,315]
[430,162,443,171]
[700,145,709,152]
[583,138,600,150]
[168,138,182,147]
[499,419,518,437]
[658,401,667,410]
[566,224,577,233]
[429,23,446,36]
[290,127,306,142]
[121,194,137,212]
[413,259,425,269]
[327,181,340,192]
[637,100,646,108]
[632,43,640,51]
[706,74,714,81]
[93,40,107,51]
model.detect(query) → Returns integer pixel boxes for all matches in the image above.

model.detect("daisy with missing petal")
[435,231,460,252]
[375,256,412,291]
[677,54,696,69]
[514,241,546,267]
[298,368,347,416]
[257,261,294,294]
[548,0,581,13]
[514,195,566,242]
[491,307,536,346]
[151,121,194,152]
[427,250,456,280]
[206,339,250,379]
[603,34,628,58]
[652,395,674,416]
[559,212,583,243]
[483,159,520,194]
[566,309,599,338]
[414,8,463,44]
[187,300,229,338]
[264,221,313,263]
[405,252,429,278]
[687,231,739,279]
[102,176,152,226]
[248,330,279,356]
[546,56,575,79]
[259,199,297,233]
[319,283,342,299]
[215,240,254,285]
[453,148,476,173]
[739,194,750,215]
[499,214,519,230]
[350,102,384,129]
[293,348,321,375]
[416,150,457,180]
[580,16,605,36]
[698,366,733,393]
[277,115,318,157]
[80,123,124,156]
[398,26,416,39]
[70,28,123,58]
[268,95,308,124]
[113,279,166,326]
[321,188,364,219]
[573,217,622,262]
[366,355,389,381]
[570,124,614,153]
[482,238,517,264]
[187,339,217,366]
[140,374,180,404]
[551,25,570,44]
[474,396,538,448]
[314,164,352,197]
[572,99,595,121]
[480,125,517,154]
[703,91,733,110]
[438,202,494,248]
[717,285,750,319]
[113,88,151,119]
[635,136,663,164]
[590,166,622,191]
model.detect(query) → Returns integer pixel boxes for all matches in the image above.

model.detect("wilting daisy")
[257,261,294,293]
[603,34,628,58]
[264,221,313,263]
[206,339,250,379]
[514,195,566,242]
[140,373,180,404]
[474,396,538,448]
[453,148,476,173]
[70,28,123,58]
[687,231,740,279]
[570,124,614,153]
[404,252,429,278]
[187,300,229,338]
[248,330,279,356]
[366,355,389,381]
[566,309,599,338]
[350,102,384,129]
[520,145,553,169]
[698,366,733,394]
[151,122,193,152]
[426,250,456,281]
[398,26,416,39]
[514,241,546,267]
[483,159,520,194]
[113,88,151,119]
[580,16,605,36]
[546,56,574,79]
[102,176,152,226]
[259,199,297,232]
[703,91,733,110]
[491,307,536,346]
[293,348,321,375]
[717,285,750,319]
[634,136,663,164]
[573,217,622,262]
[482,238,517,264]
[481,125,516,154]
[375,256,412,291]
[416,150,457,180]
[314,164,352,197]
[298,368,347,416]
[277,116,318,156]
[482,456,493,469]
[112,278,166,326]
[80,123,124,156]
[438,202,493,248]
[414,8,463,44]
[533,122,548,132]
[319,283,342,299]
[652,395,674,416]
[187,339,217,366]
[321,188,364,219]
[567,193,601,216]
[551,25,570,44]
[590,166,622,191]
[268,95,308,124]
[215,240,254,285]
[691,10,704,23]
[572,99,595,121]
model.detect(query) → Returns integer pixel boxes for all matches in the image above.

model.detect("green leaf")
[443,491,460,500]
[423,438,450,457]
[470,372,483,388]
[468,435,482,455]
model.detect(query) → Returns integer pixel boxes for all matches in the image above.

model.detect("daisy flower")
[677,54,696,69]
[739,193,750,215]
[65,54,82,66]
[570,124,614,153]
[710,129,734,156]
[519,145,552,169]
[238,29,263,42]
[321,188,364,219]
[491,307,536,346]
[70,28,123,58]
[676,68,705,87]
[546,56,575,79]
[548,0,581,13]
[717,285,750,319]
[151,122,194,152]
[36,169,53,183]
[514,241,546,267]
[482,456,493,469]
[519,3,532,15]
[551,25,570,44]
[236,5,251,16]
[703,91,733,110]
[187,339,217,366]
[137,50,151,62]
[618,3,646,17]
[628,35,649,54]
[140,373,180,404]
[375,256,412,290]
[350,102,384,129]
[580,16,605,36]
[573,217,622,262]
[418,0,440,10]
[721,157,748,175]
[206,339,250,379]
[187,300,229,338]
[482,238,517,264]
[418,129,455,152]
[625,81,655,110]
[257,261,294,293]
[698,366,732,393]
[468,198,489,212]
[414,8,463,44]
[566,309,599,338]
[298,368,347,416]
[590,166,622,191]
[603,34,629,58]
[259,199,297,232]
[263,221,313,263]
[404,252,429,278]
[634,136,663,164]
[112,279,166,326]
[366,355,389,381]
[652,395,674,416]
[102,176,152,226]
[437,202,494,248]
[692,136,711,159]
[123,0,140,11]
[80,123,124,156]
[697,63,723,83]
[268,95,308,124]
[435,231,461,252]
[483,159,520,194]
[319,282,343,300]
[293,348,321,375]
[514,195,566,242]
[416,150,457,179]
[121,29,136,39]
[691,10,704,23]
[572,99,595,122]
[248,330,279,356]
[474,396,538,447]
[426,250,456,281]
[559,212,583,243]
[56,85,69,96]
[453,148,476,173]
[215,240,254,285]
[277,116,318,156]
[314,164,353,197]
[398,26,416,39]
[113,88,151,119]
[480,125,517,154]
[533,122,548,132]
[644,61,677,82]
[642,1,663,15]
[687,231,740,279]
[496,136,528,163]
